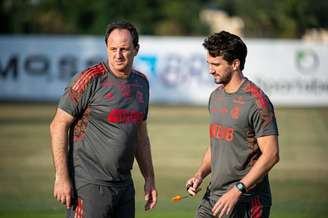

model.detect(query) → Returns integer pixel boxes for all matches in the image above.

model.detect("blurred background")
[2,0,328,38]
[0,0,327,218]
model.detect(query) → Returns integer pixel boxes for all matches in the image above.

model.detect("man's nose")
[208,66,215,74]
[115,49,123,57]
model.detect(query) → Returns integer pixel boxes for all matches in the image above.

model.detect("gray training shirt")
[58,62,149,189]
[208,78,278,205]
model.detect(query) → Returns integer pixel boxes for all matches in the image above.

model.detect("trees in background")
[214,0,328,38]
[0,0,209,35]
[1,0,327,38]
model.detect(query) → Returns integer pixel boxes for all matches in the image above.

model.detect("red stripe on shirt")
[70,63,106,104]
[244,83,269,110]
[72,64,106,92]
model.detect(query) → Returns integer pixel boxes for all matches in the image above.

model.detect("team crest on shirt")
[230,106,240,120]
[104,92,115,101]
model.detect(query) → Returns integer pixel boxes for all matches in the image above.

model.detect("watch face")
[236,182,246,193]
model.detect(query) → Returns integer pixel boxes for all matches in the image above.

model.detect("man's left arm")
[135,121,157,211]
[212,135,280,218]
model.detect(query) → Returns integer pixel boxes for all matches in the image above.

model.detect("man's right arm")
[186,145,212,196]
[49,108,75,208]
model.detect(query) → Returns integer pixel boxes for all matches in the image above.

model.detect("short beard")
[214,71,232,85]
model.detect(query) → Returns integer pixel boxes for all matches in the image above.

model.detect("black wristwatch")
[235,182,247,194]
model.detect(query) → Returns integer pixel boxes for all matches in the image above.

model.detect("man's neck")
[224,71,245,93]
[111,70,131,79]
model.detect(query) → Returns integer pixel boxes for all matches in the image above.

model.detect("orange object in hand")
[172,187,202,203]
[171,195,188,202]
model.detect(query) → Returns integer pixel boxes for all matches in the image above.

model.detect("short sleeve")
[249,96,279,138]
[58,72,97,118]
[208,89,217,112]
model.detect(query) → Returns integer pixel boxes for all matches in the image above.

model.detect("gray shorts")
[196,189,271,218]
[67,182,135,218]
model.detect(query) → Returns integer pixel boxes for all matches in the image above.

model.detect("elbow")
[50,119,61,136]
[272,151,280,165]
[50,116,71,136]
[49,120,56,136]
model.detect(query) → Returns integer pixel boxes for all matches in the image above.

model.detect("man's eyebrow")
[207,61,220,64]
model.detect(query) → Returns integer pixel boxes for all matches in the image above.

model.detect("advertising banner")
[0,35,327,106]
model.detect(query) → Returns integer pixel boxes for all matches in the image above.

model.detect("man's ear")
[232,59,240,71]
[134,45,140,56]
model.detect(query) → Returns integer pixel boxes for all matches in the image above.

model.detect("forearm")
[50,116,71,180]
[194,145,211,179]
[186,146,211,196]
[242,155,278,189]
[135,136,155,182]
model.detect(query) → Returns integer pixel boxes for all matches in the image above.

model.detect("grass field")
[0,103,327,218]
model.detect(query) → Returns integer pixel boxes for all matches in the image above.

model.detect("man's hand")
[211,186,241,218]
[53,176,74,208]
[144,179,157,211]
[186,175,203,196]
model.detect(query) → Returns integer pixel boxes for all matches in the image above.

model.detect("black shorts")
[67,182,135,218]
[196,189,271,218]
